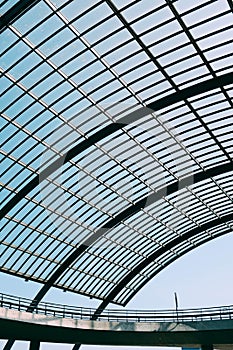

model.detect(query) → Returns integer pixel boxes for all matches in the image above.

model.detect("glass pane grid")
[1,0,232,305]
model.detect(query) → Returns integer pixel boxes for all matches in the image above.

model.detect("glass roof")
[1,0,233,306]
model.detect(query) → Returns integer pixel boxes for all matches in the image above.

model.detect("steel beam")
[201,345,214,350]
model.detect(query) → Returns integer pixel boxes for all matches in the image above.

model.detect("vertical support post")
[72,344,81,350]
[29,341,40,350]
[201,345,213,350]
[174,292,179,321]
[182,347,213,350]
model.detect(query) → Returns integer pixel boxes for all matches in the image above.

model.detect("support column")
[29,341,40,350]
[201,345,213,350]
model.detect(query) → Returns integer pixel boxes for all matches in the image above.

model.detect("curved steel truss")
[1,73,232,220]
[0,1,40,32]
[1,0,233,316]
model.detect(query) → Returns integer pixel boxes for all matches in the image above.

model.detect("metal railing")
[0,292,232,323]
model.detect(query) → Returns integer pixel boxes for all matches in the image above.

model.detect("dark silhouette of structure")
[1,0,232,349]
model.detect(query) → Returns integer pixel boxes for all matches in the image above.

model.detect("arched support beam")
[227,0,233,11]
[0,0,40,33]
[93,216,232,319]
[3,74,233,350]
[1,72,232,220]
[4,163,233,305]
[72,344,81,350]
[70,219,232,350]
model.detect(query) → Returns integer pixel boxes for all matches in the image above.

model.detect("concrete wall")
[1,307,233,347]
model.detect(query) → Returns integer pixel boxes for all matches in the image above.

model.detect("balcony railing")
[0,292,232,323]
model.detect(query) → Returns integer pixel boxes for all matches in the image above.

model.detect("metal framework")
[1,72,232,219]
[1,3,233,350]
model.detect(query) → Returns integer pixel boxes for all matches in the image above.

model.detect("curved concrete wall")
[1,308,233,346]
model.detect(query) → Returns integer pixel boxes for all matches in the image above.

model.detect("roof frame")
[2,3,233,349]
[105,0,232,161]
[1,72,232,220]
